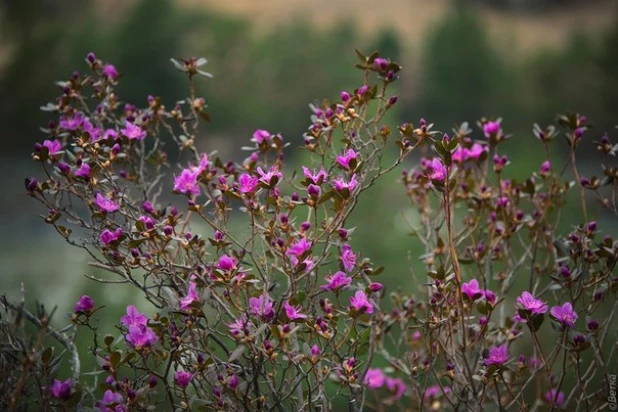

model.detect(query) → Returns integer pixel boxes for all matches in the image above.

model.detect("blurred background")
[1,0,617,395]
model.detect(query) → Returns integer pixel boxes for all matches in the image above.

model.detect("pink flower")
[373,57,389,71]
[483,120,501,137]
[100,228,122,245]
[452,146,466,163]
[286,238,312,260]
[333,174,359,193]
[227,316,252,338]
[126,324,158,348]
[516,291,548,315]
[103,64,119,80]
[363,368,386,389]
[218,254,238,271]
[174,169,200,196]
[484,344,508,367]
[483,289,497,306]
[540,160,551,175]
[121,305,148,327]
[257,166,282,187]
[336,149,359,170]
[49,378,71,400]
[103,129,118,141]
[43,139,63,156]
[543,389,565,406]
[121,121,146,140]
[74,295,94,313]
[283,300,307,321]
[302,166,328,185]
[238,173,259,194]
[385,377,406,400]
[349,290,373,314]
[74,163,91,179]
[59,113,84,130]
[252,129,271,144]
[249,294,275,321]
[180,281,199,310]
[174,371,192,388]
[429,158,446,181]
[340,244,357,272]
[321,271,352,291]
[550,302,578,328]
[97,389,124,411]
[189,154,210,174]
[461,279,483,301]
[466,143,486,160]
[95,193,119,213]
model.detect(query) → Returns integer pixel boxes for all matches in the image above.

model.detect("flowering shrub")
[2,49,617,411]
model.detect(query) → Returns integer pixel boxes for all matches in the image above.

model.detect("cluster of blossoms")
[3,49,616,411]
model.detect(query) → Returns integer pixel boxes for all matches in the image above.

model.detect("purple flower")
[286,237,312,262]
[257,166,282,187]
[252,129,271,144]
[43,139,63,156]
[173,169,200,196]
[429,158,446,181]
[311,344,320,357]
[103,129,118,141]
[336,149,359,170]
[452,146,466,163]
[363,368,386,389]
[516,291,548,315]
[180,281,199,310]
[349,290,373,314]
[543,389,565,406]
[321,271,352,291]
[83,119,101,141]
[283,300,307,321]
[126,324,158,349]
[121,305,148,327]
[120,121,146,140]
[483,120,501,137]
[98,390,123,411]
[59,113,84,130]
[484,344,508,367]
[100,228,123,245]
[49,378,71,400]
[74,163,91,179]
[228,374,239,390]
[103,64,119,80]
[74,295,94,313]
[461,279,483,301]
[238,173,259,194]
[358,85,369,96]
[368,282,383,292]
[95,193,119,213]
[550,302,578,328]
[483,289,497,306]
[340,244,357,272]
[341,91,351,102]
[174,371,193,388]
[218,254,238,271]
[333,174,359,193]
[373,57,389,71]
[386,377,406,400]
[249,294,275,321]
[228,316,253,338]
[302,166,328,185]
[540,160,551,175]
[466,143,486,160]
